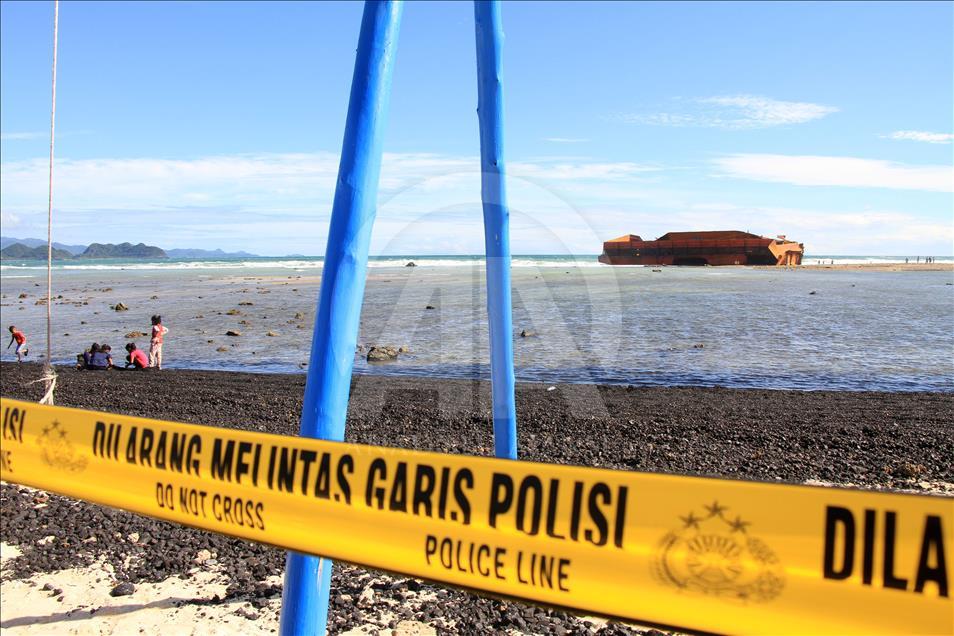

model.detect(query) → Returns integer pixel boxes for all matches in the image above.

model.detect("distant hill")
[0,243,75,260]
[0,236,87,255]
[0,237,262,259]
[165,248,257,259]
[79,242,167,259]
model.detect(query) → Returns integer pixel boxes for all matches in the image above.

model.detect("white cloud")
[0,152,661,254]
[0,210,21,226]
[1,153,341,213]
[0,132,45,141]
[510,161,659,181]
[543,137,589,143]
[2,150,949,255]
[713,153,953,192]
[882,130,953,144]
[620,94,838,129]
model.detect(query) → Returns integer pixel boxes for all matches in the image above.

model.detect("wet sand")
[2,363,952,634]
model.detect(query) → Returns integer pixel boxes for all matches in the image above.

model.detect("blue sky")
[2,0,952,256]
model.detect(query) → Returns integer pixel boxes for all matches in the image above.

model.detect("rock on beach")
[367,346,399,362]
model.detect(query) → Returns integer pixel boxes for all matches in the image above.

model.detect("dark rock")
[109,582,135,597]
[225,331,242,337]
[367,346,399,362]
[405,261,416,267]
[520,329,535,337]
[113,303,129,312]
[425,305,435,310]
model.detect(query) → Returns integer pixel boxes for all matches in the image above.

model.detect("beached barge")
[598,230,804,266]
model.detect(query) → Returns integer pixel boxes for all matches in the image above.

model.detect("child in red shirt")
[149,315,169,369]
[125,342,148,369]
[7,326,29,362]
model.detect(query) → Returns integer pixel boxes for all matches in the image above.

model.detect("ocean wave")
[371,258,608,268]
[803,256,952,265]
[1,257,611,271]
[2,255,948,273]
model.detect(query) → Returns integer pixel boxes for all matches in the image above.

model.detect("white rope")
[43,0,59,405]
[29,370,58,406]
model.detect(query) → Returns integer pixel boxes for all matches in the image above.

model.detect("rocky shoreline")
[2,362,952,634]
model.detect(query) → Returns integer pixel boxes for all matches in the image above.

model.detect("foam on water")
[1,256,613,272]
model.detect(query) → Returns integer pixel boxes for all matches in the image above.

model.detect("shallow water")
[2,258,952,392]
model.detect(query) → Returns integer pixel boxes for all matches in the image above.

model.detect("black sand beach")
[2,362,952,633]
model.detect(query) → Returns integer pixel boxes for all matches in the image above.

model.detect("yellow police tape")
[1,398,951,634]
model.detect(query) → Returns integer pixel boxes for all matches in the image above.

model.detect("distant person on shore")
[125,342,148,369]
[7,326,29,362]
[85,343,113,370]
[149,315,169,369]
[82,343,99,368]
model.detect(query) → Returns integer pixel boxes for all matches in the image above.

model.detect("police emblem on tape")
[653,501,785,602]
[37,420,88,473]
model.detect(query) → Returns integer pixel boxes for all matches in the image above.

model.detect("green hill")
[79,242,167,258]
[0,243,74,260]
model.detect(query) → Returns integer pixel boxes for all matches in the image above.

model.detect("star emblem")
[704,501,728,518]
[728,515,750,533]
[680,511,701,529]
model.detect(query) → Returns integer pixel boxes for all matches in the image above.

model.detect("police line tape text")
[95,422,629,549]
[425,535,571,592]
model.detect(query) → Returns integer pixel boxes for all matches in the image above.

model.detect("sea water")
[2,256,952,392]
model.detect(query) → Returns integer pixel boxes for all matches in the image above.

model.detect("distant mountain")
[0,236,87,255]
[0,237,260,259]
[0,243,74,260]
[165,248,258,259]
[79,242,168,259]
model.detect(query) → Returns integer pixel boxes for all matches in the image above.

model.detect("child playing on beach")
[82,343,99,369]
[86,343,113,370]
[7,326,29,362]
[149,315,169,369]
[125,342,148,369]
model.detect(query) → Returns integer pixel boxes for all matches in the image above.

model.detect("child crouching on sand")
[7,326,29,362]
[149,315,169,369]
[85,343,113,370]
[125,342,148,369]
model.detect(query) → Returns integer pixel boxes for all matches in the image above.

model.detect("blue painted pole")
[474,0,517,460]
[279,2,403,634]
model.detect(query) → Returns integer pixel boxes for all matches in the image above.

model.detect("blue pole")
[474,0,517,460]
[279,2,402,634]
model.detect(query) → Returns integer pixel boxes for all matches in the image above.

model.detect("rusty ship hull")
[598,230,804,266]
